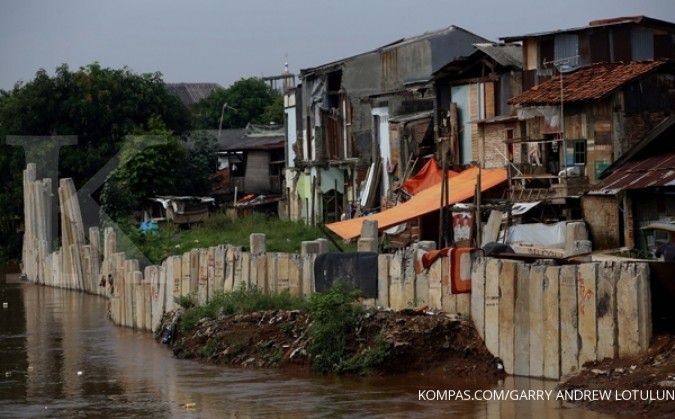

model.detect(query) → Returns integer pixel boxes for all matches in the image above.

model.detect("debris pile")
[157,308,505,377]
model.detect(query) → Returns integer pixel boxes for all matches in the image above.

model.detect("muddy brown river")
[0,266,613,418]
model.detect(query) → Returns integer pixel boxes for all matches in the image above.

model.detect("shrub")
[307,283,362,373]
[176,285,308,334]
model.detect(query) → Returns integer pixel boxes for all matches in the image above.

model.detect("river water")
[0,266,612,418]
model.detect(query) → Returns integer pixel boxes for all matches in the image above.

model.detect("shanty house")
[211,124,285,197]
[286,26,489,225]
[584,115,675,251]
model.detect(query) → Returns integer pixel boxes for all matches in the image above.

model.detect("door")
[450,85,471,165]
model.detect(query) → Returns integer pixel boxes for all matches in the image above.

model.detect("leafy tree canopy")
[0,63,194,261]
[194,77,283,129]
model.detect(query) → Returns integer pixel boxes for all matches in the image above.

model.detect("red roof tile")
[510,61,666,106]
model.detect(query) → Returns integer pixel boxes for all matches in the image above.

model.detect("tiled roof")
[509,61,666,106]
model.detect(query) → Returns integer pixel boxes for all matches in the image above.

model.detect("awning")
[326,167,507,240]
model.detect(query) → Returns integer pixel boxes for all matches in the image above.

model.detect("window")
[573,141,586,165]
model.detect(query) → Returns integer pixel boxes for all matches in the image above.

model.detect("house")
[583,115,675,251]
[469,16,675,205]
[165,82,223,107]
[432,42,523,169]
[210,124,286,197]
[286,26,490,225]
[501,16,675,90]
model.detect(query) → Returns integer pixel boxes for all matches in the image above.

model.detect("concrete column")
[357,238,377,253]
[266,253,278,293]
[301,254,315,296]
[377,254,391,308]
[485,258,502,357]
[470,257,486,340]
[596,262,619,359]
[289,255,302,296]
[250,233,266,255]
[498,260,518,375]
[577,263,598,366]
[529,265,546,377]
[513,263,531,376]
[441,257,457,314]
[198,248,208,305]
[237,251,248,288]
[560,264,580,375]
[389,251,404,310]
[207,247,216,300]
[617,262,651,356]
[215,245,226,293]
[315,238,330,254]
[427,257,442,310]
[543,266,560,380]
[301,241,320,256]
[361,219,378,239]
[181,252,191,296]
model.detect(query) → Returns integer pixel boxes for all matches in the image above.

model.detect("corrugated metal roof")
[188,124,285,152]
[589,153,675,195]
[509,61,665,106]
[473,43,522,68]
[501,15,675,42]
[165,83,223,105]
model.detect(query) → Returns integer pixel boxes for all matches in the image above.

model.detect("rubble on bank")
[559,333,675,417]
[156,307,505,377]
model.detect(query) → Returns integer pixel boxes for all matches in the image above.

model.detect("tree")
[194,78,282,128]
[0,63,193,261]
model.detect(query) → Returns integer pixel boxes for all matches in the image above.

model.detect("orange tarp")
[326,167,507,240]
[401,159,458,195]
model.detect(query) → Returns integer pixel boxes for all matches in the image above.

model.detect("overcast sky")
[1,0,674,90]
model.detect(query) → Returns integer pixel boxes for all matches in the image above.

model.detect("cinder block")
[560,265,580,375]
[577,263,598,366]
[471,257,486,339]
[543,266,560,380]
[485,258,502,357]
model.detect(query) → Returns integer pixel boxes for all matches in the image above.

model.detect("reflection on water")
[0,266,612,418]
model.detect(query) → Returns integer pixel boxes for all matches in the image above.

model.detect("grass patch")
[307,283,364,374]
[119,212,351,264]
[177,285,308,334]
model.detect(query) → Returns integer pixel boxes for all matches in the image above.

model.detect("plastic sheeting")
[313,252,378,298]
[326,167,507,240]
[402,159,458,195]
[505,221,567,249]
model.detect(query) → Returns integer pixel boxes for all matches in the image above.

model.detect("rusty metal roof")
[589,153,675,195]
[509,61,666,106]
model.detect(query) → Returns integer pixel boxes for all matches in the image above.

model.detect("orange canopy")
[326,167,507,240]
[401,159,458,195]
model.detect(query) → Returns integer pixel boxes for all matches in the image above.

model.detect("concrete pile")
[20,165,654,380]
[470,257,652,379]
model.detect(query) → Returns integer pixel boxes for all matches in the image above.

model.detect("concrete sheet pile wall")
[470,257,652,379]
